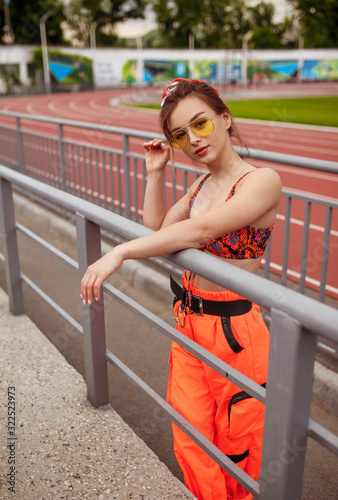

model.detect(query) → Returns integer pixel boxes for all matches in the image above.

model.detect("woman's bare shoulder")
[242,167,282,192]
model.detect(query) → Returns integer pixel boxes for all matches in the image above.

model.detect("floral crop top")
[187,172,273,259]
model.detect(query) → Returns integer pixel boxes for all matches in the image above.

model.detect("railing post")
[281,196,291,286]
[58,124,66,191]
[76,212,109,408]
[299,201,311,294]
[259,308,317,500]
[15,117,25,174]
[122,134,131,219]
[0,177,24,314]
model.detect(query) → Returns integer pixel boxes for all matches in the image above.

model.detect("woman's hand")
[80,248,123,304]
[143,138,170,174]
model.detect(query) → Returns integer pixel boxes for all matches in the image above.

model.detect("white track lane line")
[253,161,338,182]
[261,260,338,296]
[236,117,338,134]
[89,98,111,111]
[275,214,338,237]
[244,140,338,159]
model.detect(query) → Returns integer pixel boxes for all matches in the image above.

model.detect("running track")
[0,86,337,298]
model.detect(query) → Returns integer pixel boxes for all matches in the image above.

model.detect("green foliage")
[65,0,146,46]
[150,0,295,49]
[287,0,338,48]
[0,0,67,45]
[1,67,22,94]
[249,26,283,49]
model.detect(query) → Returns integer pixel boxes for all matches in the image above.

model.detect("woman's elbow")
[143,215,163,231]
[186,223,213,249]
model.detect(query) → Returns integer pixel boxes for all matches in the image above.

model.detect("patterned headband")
[161,78,219,107]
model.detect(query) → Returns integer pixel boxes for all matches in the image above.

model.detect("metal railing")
[0,164,337,500]
[0,110,337,309]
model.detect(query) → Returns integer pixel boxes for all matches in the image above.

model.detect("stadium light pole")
[90,22,97,50]
[40,10,54,94]
[241,31,252,86]
[3,0,14,44]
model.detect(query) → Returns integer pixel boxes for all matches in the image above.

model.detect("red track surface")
[0,85,337,298]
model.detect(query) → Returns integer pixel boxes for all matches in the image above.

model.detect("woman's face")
[168,95,231,165]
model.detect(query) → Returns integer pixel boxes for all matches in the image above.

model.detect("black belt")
[170,275,252,317]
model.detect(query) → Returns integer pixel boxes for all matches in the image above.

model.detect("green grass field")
[134,96,338,127]
[227,97,338,127]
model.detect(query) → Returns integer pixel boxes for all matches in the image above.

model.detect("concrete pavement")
[0,286,195,500]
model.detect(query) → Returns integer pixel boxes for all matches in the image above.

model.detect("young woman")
[80,78,282,500]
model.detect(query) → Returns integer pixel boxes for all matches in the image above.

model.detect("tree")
[247,2,287,49]
[287,0,338,48]
[151,0,209,48]
[65,0,146,47]
[150,0,292,49]
[151,0,253,49]
[0,0,67,45]
[249,25,282,49]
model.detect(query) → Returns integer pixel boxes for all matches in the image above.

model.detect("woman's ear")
[222,111,232,130]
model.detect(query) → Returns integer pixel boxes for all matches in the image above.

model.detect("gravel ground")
[0,288,195,500]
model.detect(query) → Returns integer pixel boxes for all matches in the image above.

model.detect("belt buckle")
[192,294,204,316]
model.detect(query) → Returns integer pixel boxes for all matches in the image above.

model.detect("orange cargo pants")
[167,274,270,500]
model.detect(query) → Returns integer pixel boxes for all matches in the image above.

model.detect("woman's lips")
[195,146,209,156]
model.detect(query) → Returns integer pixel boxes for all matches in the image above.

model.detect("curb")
[13,192,338,417]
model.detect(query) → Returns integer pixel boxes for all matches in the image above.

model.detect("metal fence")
[0,164,337,500]
[0,110,337,308]
[1,108,338,367]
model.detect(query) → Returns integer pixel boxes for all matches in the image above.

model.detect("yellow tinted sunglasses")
[169,115,216,149]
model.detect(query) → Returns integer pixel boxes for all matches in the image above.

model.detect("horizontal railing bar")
[235,145,338,174]
[106,348,260,496]
[16,223,79,270]
[103,281,266,402]
[317,342,337,357]
[18,131,338,208]
[308,419,338,456]
[20,272,83,335]
[16,129,60,141]
[1,165,337,343]
[1,111,337,174]
[16,130,338,208]
[63,139,120,156]
[21,129,122,158]
[0,111,157,139]
[281,189,338,208]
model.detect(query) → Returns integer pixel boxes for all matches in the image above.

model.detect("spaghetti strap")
[187,173,211,218]
[225,172,251,201]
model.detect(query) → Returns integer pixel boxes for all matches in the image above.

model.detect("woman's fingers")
[80,265,104,304]
[143,138,170,173]
[143,138,166,151]
[81,270,97,305]
[79,249,123,306]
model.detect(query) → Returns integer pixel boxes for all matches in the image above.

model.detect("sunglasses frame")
[169,114,217,150]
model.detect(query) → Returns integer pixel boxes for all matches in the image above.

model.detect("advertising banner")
[143,60,189,83]
[49,54,93,86]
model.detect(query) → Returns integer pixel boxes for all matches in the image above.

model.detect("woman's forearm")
[142,170,166,230]
[118,218,199,261]
[80,218,201,304]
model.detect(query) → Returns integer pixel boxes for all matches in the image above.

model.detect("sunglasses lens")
[170,116,214,149]
[191,117,214,136]
[170,131,188,149]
